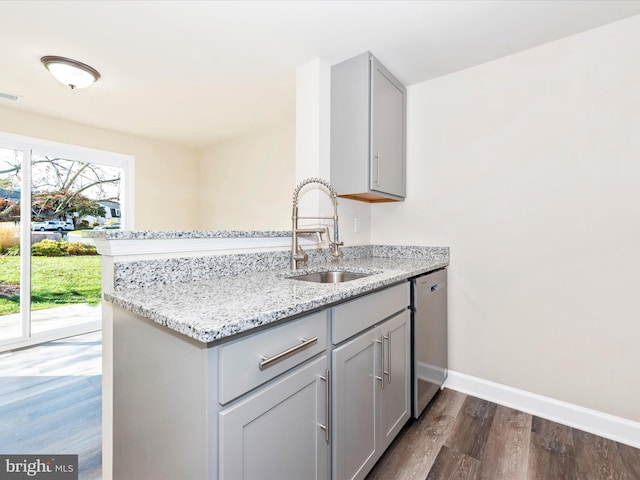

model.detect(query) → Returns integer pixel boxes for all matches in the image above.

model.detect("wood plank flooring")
[0,331,102,480]
[366,388,640,480]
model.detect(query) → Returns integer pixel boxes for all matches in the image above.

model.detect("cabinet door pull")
[319,369,331,443]
[384,331,391,384]
[258,337,318,370]
[374,152,381,186]
[374,335,384,389]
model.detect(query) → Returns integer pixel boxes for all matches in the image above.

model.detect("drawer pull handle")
[319,369,331,443]
[258,337,318,370]
[374,336,384,389]
[384,331,391,384]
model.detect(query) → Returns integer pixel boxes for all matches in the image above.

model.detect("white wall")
[295,59,372,246]
[0,105,295,232]
[197,121,295,230]
[0,106,200,230]
[372,15,640,422]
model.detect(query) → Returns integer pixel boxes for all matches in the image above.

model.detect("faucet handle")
[330,240,344,257]
[293,247,308,267]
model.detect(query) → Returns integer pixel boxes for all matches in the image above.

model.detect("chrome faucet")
[291,177,344,269]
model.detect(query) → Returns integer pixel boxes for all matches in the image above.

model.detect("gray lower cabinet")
[378,311,411,451]
[332,309,410,480]
[112,282,410,480]
[332,327,378,480]
[218,355,330,480]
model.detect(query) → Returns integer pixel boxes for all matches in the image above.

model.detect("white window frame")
[0,131,134,351]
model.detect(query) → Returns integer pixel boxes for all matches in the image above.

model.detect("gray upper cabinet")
[331,52,406,202]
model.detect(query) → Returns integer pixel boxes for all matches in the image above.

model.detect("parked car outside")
[93,222,121,230]
[31,220,75,231]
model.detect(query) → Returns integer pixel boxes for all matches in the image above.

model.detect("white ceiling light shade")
[40,56,101,89]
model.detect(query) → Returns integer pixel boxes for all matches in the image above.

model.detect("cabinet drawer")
[218,311,327,404]
[219,355,329,480]
[332,282,409,345]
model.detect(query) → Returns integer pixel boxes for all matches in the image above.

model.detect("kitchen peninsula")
[89,230,449,479]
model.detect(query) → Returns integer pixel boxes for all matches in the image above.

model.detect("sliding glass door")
[0,147,25,343]
[0,137,131,352]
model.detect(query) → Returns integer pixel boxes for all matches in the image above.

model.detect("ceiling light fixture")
[40,56,101,89]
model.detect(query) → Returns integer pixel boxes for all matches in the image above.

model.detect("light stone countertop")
[104,247,449,345]
[84,229,290,240]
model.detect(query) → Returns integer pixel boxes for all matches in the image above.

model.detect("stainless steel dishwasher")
[411,268,448,418]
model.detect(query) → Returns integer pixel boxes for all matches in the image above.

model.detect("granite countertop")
[84,229,290,240]
[105,248,448,345]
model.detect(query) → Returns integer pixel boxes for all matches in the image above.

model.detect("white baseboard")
[444,370,640,449]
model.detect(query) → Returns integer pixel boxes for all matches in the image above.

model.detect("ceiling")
[2,1,640,149]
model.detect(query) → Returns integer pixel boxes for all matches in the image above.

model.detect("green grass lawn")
[0,256,101,315]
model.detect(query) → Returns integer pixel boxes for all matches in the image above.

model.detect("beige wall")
[0,106,200,230]
[372,15,640,421]
[197,120,295,230]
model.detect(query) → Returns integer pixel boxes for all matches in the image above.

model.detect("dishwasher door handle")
[419,280,444,294]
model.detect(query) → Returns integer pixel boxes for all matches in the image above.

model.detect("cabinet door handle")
[258,337,318,370]
[384,331,391,384]
[374,151,381,186]
[374,335,384,389]
[319,369,331,443]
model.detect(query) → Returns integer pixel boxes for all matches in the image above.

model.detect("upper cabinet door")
[370,57,406,199]
[330,51,406,203]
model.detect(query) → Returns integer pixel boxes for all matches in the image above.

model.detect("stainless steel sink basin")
[290,270,372,284]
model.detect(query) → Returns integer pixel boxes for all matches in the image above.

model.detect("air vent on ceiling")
[0,91,22,102]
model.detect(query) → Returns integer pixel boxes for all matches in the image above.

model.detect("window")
[0,132,133,351]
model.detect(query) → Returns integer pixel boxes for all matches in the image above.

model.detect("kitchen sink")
[290,270,372,284]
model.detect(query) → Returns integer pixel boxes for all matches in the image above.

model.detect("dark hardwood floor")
[0,331,102,480]
[366,388,640,480]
